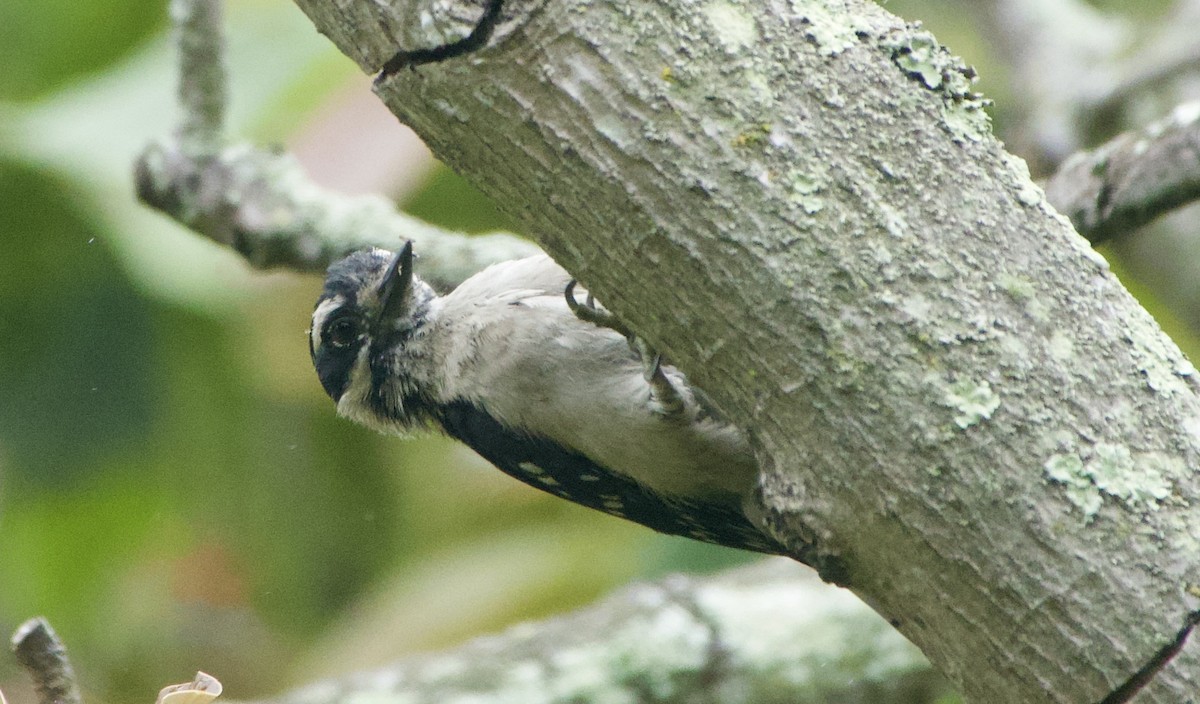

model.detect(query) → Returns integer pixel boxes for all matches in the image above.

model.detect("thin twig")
[171,0,226,153]
[11,618,83,704]
[1087,44,1200,124]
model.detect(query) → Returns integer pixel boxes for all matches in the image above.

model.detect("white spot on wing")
[518,461,545,475]
[601,494,625,512]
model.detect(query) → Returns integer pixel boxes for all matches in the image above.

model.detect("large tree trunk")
[289,0,1200,700]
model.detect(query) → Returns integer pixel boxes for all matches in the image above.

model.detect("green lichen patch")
[1047,331,1075,362]
[1122,308,1198,397]
[997,273,1052,323]
[999,152,1045,207]
[890,33,949,90]
[943,379,1000,429]
[1044,444,1175,521]
[1043,453,1104,518]
[703,1,759,53]
[797,2,862,57]
[1087,444,1172,506]
[998,274,1036,302]
[784,167,827,214]
[881,28,991,143]
[1014,180,1044,207]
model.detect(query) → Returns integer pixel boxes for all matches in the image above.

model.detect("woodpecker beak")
[376,240,414,325]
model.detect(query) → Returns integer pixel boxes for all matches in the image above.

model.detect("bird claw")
[565,280,633,338]
[566,280,686,418]
[635,339,687,418]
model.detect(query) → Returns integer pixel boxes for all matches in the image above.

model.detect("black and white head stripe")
[310,251,389,402]
[320,249,392,307]
[311,245,438,428]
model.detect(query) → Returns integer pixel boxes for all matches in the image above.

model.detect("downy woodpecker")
[310,243,784,554]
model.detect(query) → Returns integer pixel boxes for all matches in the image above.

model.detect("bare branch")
[967,0,1131,170]
[134,140,538,287]
[1046,101,1200,244]
[11,619,83,704]
[973,0,1200,175]
[170,0,225,153]
[1086,0,1200,123]
[136,0,539,287]
[276,562,947,704]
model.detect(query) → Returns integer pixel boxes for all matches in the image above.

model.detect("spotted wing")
[433,399,784,555]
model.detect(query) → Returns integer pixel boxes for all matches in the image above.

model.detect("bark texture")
[271,562,947,704]
[290,0,1200,701]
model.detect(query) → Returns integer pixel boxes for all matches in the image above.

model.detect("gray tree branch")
[134,139,537,288]
[11,618,83,704]
[285,0,1200,701]
[135,0,538,288]
[3,574,948,704]
[272,562,948,704]
[1045,100,1200,244]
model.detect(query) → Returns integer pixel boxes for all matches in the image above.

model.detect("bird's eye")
[324,316,363,349]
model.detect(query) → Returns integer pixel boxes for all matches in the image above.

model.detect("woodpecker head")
[309,242,436,429]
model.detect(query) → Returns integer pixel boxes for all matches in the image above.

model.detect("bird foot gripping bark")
[565,280,686,418]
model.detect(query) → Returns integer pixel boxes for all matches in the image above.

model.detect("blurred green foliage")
[0,161,157,483]
[0,1,1192,703]
[0,0,165,101]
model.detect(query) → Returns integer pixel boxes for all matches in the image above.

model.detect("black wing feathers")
[433,400,784,554]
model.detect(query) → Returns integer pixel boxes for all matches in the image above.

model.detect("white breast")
[428,256,758,501]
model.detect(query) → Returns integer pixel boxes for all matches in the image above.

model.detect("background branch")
[965,0,1131,171]
[171,0,225,152]
[11,619,82,704]
[0,572,947,704]
[272,562,948,704]
[134,140,537,287]
[1045,100,1200,244]
[136,0,539,287]
[1083,0,1200,130]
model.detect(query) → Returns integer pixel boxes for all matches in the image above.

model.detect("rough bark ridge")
[290,0,1200,701]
